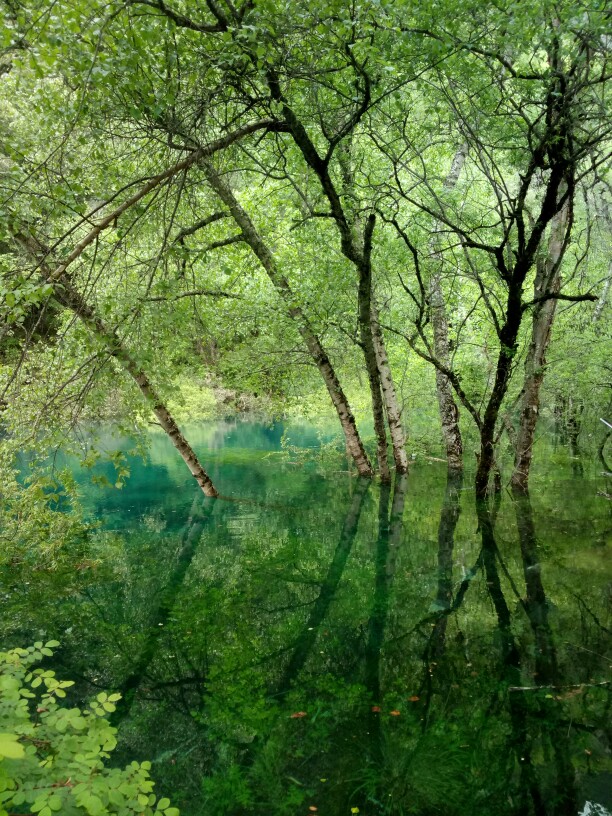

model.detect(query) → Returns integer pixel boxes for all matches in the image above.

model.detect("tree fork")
[511,198,570,493]
[202,161,374,478]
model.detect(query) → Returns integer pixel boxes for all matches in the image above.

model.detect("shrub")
[0,643,178,816]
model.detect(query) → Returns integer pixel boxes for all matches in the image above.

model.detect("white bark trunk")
[428,144,468,469]
[371,301,408,473]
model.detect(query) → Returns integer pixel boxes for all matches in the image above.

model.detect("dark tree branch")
[173,212,229,243]
[145,289,242,302]
[128,0,227,32]
[521,292,598,311]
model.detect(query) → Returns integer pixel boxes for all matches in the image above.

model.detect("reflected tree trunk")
[429,467,464,658]
[232,478,371,805]
[363,474,407,788]
[477,501,545,815]
[512,491,577,814]
[275,478,371,696]
[513,493,559,685]
[364,482,392,707]
[479,497,578,816]
[112,496,214,723]
[516,499,577,813]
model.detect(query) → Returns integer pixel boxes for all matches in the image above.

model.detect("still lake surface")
[7,419,612,815]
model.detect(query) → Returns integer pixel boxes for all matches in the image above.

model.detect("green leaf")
[0,733,25,759]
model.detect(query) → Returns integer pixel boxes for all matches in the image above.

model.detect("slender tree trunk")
[276,477,370,697]
[593,192,612,325]
[358,217,391,482]
[511,201,570,492]
[13,230,219,497]
[266,92,394,479]
[338,137,407,474]
[429,145,467,469]
[430,277,464,470]
[202,162,374,477]
[475,291,523,499]
[371,301,408,473]
[58,279,219,496]
[592,268,611,324]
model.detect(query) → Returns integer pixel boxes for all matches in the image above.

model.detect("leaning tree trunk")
[510,200,569,492]
[371,301,408,473]
[428,145,468,470]
[202,162,373,477]
[13,230,219,497]
[358,216,391,483]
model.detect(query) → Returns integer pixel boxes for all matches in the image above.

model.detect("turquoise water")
[4,420,611,815]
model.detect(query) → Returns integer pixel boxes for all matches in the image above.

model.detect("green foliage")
[0,461,91,572]
[0,644,179,816]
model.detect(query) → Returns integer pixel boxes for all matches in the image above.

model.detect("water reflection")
[3,423,611,816]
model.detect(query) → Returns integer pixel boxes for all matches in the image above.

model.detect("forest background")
[0,0,610,502]
[0,2,611,815]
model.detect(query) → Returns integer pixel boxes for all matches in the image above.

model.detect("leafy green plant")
[0,643,179,816]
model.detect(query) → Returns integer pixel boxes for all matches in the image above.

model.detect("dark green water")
[4,420,612,815]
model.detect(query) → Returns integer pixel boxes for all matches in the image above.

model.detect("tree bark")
[202,162,374,477]
[358,216,391,482]
[511,200,570,492]
[592,192,612,325]
[429,145,468,470]
[592,269,611,324]
[371,301,408,473]
[430,276,464,470]
[12,230,219,497]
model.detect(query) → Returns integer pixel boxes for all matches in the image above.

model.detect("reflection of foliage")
[0,644,179,816]
[1,425,610,816]
[0,464,90,569]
